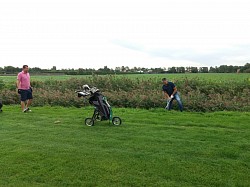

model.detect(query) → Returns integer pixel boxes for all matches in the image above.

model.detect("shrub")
[0,75,249,112]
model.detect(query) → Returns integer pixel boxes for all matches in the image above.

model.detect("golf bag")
[89,91,110,120]
[76,85,122,126]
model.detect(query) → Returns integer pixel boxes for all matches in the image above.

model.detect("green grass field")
[0,106,249,186]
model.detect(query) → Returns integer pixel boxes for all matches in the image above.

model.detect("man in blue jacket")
[162,78,183,112]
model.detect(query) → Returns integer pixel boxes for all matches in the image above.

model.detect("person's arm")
[171,86,177,97]
[28,73,32,88]
[16,79,20,89]
[16,73,21,89]
[162,91,170,99]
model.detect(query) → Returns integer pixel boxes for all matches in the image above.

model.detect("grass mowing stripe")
[0,106,249,186]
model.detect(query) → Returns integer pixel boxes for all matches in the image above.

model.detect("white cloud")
[0,0,250,69]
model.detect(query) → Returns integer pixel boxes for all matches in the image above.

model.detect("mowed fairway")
[0,106,249,186]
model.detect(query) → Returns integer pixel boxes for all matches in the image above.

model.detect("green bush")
[0,75,249,111]
[0,80,4,90]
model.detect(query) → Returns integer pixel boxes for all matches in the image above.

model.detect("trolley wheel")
[112,117,122,126]
[85,118,94,126]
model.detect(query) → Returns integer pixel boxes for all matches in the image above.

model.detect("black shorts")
[19,89,33,101]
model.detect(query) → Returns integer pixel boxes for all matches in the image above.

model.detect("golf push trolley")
[76,85,122,126]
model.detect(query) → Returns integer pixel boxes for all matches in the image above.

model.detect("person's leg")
[0,102,3,112]
[26,99,32,108]
[166,99,173,110]
[175,93,183,112]
[26,89,33,111]
[20,90,28,112]
[21,101,26,111]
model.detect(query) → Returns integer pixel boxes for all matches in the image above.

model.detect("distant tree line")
[0,63,249,75]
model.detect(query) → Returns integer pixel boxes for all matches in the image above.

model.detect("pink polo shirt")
[17,71,31,90]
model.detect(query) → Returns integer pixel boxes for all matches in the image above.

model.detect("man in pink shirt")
[16,65,33,112]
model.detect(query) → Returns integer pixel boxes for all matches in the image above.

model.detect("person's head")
[22,65,29,73]
[162,78,168,85]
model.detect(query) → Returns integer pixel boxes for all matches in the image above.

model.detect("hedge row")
[0,75,249,111]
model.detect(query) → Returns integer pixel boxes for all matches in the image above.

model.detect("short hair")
[23,65,28,69]
[162,78,167,81]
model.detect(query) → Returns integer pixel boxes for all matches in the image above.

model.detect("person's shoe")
[26,108,32,112]
[23,108,27,113]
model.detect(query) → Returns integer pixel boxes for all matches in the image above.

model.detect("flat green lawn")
[0,106,249,186]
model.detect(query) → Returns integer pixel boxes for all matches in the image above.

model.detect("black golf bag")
[76,85,122,126]
[89,92,110,120]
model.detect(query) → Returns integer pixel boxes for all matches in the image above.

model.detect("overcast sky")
[0,0,250,69]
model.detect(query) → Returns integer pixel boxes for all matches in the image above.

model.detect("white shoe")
[23,108,31,112]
